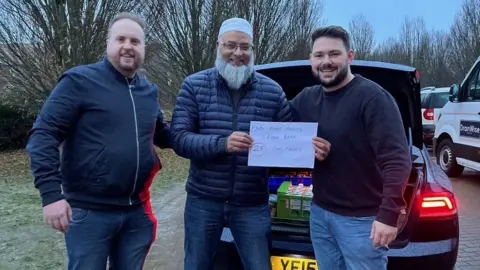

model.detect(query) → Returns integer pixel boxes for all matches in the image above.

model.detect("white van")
[433,56,480,177]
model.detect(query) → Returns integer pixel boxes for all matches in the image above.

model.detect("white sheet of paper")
[247,121,318,168]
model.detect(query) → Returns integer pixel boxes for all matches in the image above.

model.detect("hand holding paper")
[226,131,253,153]
[313,137,331,161]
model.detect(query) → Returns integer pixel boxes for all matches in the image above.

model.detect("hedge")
[0,105,35,151]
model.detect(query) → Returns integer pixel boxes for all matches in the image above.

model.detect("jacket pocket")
[83,146,130,196]
[86,146,108,179]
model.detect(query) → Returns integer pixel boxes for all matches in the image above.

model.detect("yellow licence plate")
[271,256,318,270]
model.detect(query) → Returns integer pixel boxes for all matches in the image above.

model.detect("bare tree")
[144,0,325,109]
[449,0,480,81]
[372,37,404,64]
[348,13,375,60]
[283,0,326,60]
[0,0,139,112]
[424,30,455,86]
[233,0,324,63]
[397,17,431,68]
[371,17,456,88]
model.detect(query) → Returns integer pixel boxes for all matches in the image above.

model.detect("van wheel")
[436,139,464,177]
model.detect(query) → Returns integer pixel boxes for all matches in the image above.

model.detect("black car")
[213,60,459,270]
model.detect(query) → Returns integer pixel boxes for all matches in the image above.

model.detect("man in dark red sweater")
[290,26,411,270]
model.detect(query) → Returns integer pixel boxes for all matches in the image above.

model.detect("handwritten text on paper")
[247,121,318,168]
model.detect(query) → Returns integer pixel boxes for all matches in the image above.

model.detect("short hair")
[311,26,351,51]
[108,12,146,36]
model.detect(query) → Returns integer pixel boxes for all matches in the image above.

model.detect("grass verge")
[0,148,188,270]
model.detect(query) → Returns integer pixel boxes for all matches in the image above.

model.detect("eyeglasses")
[220,42,254,53]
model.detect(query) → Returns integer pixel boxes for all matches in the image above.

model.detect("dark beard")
[119,60,139,72]
[313,65,349,88]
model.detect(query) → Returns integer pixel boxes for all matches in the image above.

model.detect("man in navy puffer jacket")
[170,18,293,270]
[26,12,170,270]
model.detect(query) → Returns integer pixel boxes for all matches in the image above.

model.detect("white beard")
[215,50,254,90]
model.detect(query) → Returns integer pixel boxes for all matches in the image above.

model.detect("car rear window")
[421,93,429,108]
[430,92,449,108]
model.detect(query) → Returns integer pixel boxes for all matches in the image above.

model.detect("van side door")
[455,63,480,171]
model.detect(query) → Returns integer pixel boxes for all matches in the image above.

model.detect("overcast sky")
[322,0,462,44]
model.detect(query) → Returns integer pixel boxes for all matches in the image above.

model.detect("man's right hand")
[43,199,72,233]
[226,131,253,153]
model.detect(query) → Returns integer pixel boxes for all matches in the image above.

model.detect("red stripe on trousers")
[140,155,161,268]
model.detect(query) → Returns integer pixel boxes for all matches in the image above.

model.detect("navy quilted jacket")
[171,68,293,206]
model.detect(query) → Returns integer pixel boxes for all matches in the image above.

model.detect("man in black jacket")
[26,12,170,270]
[289,26,411,270]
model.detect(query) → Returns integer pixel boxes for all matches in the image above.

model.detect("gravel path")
[144,183,186,270]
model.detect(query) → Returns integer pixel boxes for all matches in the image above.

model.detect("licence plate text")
[271,256,318,270]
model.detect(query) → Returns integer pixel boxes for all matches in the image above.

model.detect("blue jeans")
[184,193,272,270]
[310,203,388,270]
[64,204,157,270]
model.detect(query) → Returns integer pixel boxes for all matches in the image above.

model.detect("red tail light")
[418,183,457,219]
[423,109,434,121]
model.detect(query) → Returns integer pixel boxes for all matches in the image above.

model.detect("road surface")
[451,168,480,270]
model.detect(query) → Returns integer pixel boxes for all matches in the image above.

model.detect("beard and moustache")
[313,62,349,88]
[215,50,254,90]
[116,49,143,73]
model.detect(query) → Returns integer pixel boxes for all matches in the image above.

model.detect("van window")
[467,68,480,102]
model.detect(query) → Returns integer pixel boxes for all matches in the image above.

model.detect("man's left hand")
[370,220,397,248]
[312,137,331,161]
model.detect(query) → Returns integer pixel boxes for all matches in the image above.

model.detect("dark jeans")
[310,203,388,270]
[184,193,272,270]
[64,203,157,270]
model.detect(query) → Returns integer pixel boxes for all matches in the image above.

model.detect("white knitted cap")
[218,18,253,40]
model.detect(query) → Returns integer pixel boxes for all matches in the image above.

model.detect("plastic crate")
[276,181,313,221]
[268,176,312,193]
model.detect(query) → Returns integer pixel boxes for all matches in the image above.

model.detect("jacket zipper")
[226,88,247,202]
[126,78,140,205]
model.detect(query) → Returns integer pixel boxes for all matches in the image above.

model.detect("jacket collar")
[102,56,139,83]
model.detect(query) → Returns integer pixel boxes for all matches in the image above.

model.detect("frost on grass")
[0,149,188,269]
